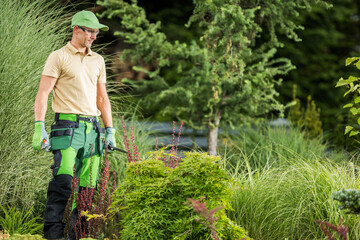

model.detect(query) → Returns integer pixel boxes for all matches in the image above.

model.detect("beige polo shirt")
[42,42,106,116]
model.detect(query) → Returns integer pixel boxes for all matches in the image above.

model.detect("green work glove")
[32,121,50,151]
[105,127,116,152]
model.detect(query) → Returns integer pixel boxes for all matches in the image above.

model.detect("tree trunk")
[207,113,221,156]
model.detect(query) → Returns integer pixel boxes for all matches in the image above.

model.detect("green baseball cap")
[71,10,109,31]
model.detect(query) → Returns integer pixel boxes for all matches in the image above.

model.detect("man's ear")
[73,25,80,32]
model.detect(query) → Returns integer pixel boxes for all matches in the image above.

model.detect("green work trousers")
[43,114,105,239]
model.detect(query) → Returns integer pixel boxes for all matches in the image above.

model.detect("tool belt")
[50,113,105,154]
[55,113,99,126]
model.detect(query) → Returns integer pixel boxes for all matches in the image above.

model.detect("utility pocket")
[98,127,105,156]
[50,120,75,150]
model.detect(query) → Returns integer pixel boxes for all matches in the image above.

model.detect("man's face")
[76,26,99,48]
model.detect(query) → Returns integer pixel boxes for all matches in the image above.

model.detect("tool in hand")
[107,145,128,154]
[41,139,51,152]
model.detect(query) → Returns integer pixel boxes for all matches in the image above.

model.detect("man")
[32,11,116,239]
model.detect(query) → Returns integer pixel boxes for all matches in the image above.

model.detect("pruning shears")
[41,139,51,152]
[107,145,128,154]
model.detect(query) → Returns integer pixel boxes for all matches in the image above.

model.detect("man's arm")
[97,83,113,127]
[34,75,57,121]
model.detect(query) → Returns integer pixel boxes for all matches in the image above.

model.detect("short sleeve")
[42,51,61,79]
[97,57,106,84]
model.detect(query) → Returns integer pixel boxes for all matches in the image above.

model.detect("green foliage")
[220,123,345,172]
[332,189,360,215]
[8,234,43,240]
[229,156,360,239]
[289,85,304,126]
[336,57,360,138]
[303,95,323,138]
[0,0,70,208]
[275,0,360,135]
[98,0,329,153]
[0,205,42,235]
[289,85,323,138]
[110,152,248,239]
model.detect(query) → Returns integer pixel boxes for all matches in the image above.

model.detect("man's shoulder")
[48,45,67,58]
[90,50,104,59]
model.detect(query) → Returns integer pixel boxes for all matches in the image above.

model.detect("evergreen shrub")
[289,85,323,139]
[110,152,248,239]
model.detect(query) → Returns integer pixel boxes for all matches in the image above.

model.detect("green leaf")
[336,78,346,87]
[343,103,353,108]
[355,97,360,104]
[350,107,359,115]
[345,126,353,135]
[349,76,358,83]
[358,117,360,125]
[356,60,360,70]
[350,130,359,137]
[346,57,358,66]
[337,76,359,88]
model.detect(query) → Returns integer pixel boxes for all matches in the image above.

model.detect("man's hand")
[32,121,49,151]
[105,127,116,152]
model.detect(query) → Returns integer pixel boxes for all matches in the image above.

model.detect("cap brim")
[72,22,109,31]
[86,23,109,31]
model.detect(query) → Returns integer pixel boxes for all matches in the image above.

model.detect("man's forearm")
[34,92,49,121]
[34,75,57,121]
[98,96,113,127]
[97,83,113,128]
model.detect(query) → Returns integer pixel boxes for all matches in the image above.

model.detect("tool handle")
[41,139,51,152]
[107,145,128,154]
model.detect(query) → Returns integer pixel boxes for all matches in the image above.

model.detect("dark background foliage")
[59,0,360,148]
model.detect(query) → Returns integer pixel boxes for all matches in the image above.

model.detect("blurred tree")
[98,0,330,155]
[276,0,360,140]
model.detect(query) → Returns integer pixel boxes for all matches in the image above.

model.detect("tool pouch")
[49,120,75,150]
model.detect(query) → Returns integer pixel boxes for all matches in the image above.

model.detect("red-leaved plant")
[121,116,140,163]
[186,198,223,240]
[316,219,349,240]
[154,121,184,168]
[64,144,116,239]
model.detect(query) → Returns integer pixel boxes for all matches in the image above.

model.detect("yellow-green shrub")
[110,152,248,239]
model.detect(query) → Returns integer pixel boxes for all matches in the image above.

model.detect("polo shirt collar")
[66,41,92,56]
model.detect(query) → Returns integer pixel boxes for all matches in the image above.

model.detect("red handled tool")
[41,139,51,152]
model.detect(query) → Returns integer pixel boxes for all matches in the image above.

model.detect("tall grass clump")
[221,124,346,172]
[0,205,42,235]
[229,157,360,239]
[0,0,70,208]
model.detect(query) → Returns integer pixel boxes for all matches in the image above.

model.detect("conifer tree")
[99,0,330,155]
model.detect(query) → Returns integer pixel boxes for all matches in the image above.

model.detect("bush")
[110,152,248,240]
